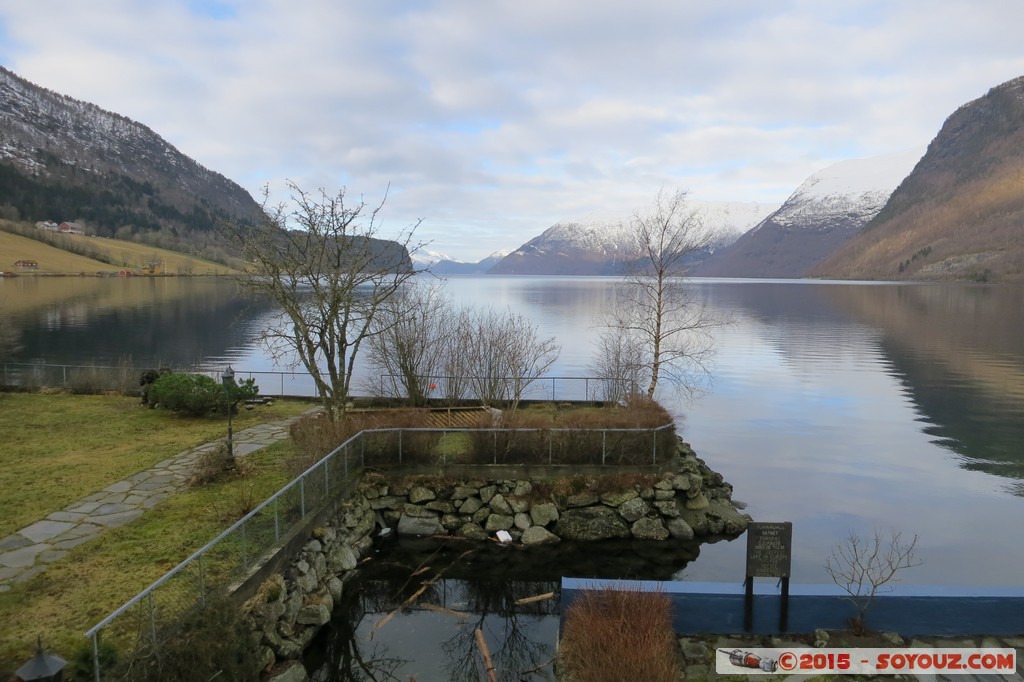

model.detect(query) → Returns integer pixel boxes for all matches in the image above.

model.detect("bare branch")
[596,188,724,399]
[825,528,922,632]
[221,182,423,419]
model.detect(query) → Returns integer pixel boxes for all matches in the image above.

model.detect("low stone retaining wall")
[365,440,750,544]
[243,496,376,673]
[243,439,750,680]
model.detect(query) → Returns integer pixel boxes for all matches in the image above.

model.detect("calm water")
[4,275,1024,676]
[3,275,1023,583]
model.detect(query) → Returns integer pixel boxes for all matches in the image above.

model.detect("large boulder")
[667,517,695,540]
[554,507,630,541]
[631,517,670,541]
[529,502,560,527]
[521,526,561,545]
[707,499,751,535]
[397,514,444,536]
[617,496,649,522]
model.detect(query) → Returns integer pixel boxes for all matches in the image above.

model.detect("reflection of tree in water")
[439,578,558,682]
[306,582,408,681]
[309,536,701,680]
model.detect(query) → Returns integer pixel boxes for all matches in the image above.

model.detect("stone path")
[0,412,314,591]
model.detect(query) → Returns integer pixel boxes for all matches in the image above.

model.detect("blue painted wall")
[560,579,1024,636]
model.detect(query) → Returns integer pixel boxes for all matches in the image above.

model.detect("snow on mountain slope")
[697,148,925,278]
[491,201,776,275]
[770,147,925,230]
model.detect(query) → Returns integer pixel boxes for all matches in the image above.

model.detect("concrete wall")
[561,578,1024,636]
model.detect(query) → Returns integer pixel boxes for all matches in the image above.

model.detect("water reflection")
[306,537,703,681]
[824,284,1024,493]
[0,277,273,367]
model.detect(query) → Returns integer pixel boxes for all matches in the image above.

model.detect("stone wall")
[243,495,376,675]
[367,439,750,544]
[243,438,750,680]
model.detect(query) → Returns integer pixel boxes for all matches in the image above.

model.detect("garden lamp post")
[16,637,67,681]
[222,365,235,460]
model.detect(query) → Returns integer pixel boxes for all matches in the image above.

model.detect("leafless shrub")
[559,585,680,682]
[825,528,922,634]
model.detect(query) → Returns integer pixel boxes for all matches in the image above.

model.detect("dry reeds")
[559,585,680,682]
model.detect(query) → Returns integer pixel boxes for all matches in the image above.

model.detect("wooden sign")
[745,522,792,578]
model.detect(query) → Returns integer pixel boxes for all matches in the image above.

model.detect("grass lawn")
[0,393,312,540]
[0,439,299,673]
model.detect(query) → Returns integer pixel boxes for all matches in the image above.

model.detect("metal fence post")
[198,554,206,607]
[274,497,281,542]
[652,429,657,464]
[92,633,101,682]
[602,430,607,465]
[399,430,403,465]
[241,521,248,569]
[148,592,157,648]
[324,461,330,499]
[300,477,306,518]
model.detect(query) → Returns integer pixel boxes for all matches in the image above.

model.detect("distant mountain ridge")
[0,66,263,253]
[814,75,1024,282]
[696,148,924,278]
[491,201,775,275]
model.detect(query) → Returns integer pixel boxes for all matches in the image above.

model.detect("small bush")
[147,372,259,417]
[559,586,680,682]
[148,372,223,416]
[188,443,236,486]
[71,638,119,680]
[110,597,263,682]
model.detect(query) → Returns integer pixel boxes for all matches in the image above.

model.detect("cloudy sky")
[2,2,1023,260]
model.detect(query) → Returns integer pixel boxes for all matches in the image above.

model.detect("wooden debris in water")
[514,591,554,606]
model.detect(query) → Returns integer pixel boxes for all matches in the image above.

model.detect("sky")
[2,2,1024,261]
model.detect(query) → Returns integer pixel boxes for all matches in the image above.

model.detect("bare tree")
[223,182,423,419]
[363,282,455,405]
[602,188,719,398]
[588,328,646,402]
[462,307,560,414]
[825,529,922,633]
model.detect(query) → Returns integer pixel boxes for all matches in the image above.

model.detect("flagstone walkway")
[0,411,316,591]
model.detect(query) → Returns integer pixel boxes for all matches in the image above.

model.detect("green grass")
[0,440,298,672]
[0,393,311,539]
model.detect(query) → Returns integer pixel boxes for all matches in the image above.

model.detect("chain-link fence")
[83,422,675,680]
[1,362,637,402]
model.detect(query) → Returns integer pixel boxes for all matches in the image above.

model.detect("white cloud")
[2,0,1024,259]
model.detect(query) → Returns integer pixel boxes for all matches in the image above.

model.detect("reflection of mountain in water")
[306,537,702,681]
[5,278,272,368]
[826,284,1024,492]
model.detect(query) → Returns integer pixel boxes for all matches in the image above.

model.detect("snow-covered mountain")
[696,148,925,278]
[490,201,775,275]
[815,75,1024,282]
[431,250,510,275]
[410,248,455,270]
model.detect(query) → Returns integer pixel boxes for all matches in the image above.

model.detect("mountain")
[432,250,510,275]
[813,75,1024,282]
[695,148,924,278]
[410,248,455,271]
[0,66,263,256]
[490,202,775,275]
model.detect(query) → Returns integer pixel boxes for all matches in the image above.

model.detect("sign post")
[744,521,792,631]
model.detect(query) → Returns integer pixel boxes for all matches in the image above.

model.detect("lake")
[3,275,1023,584]
[4,275,1024,677]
